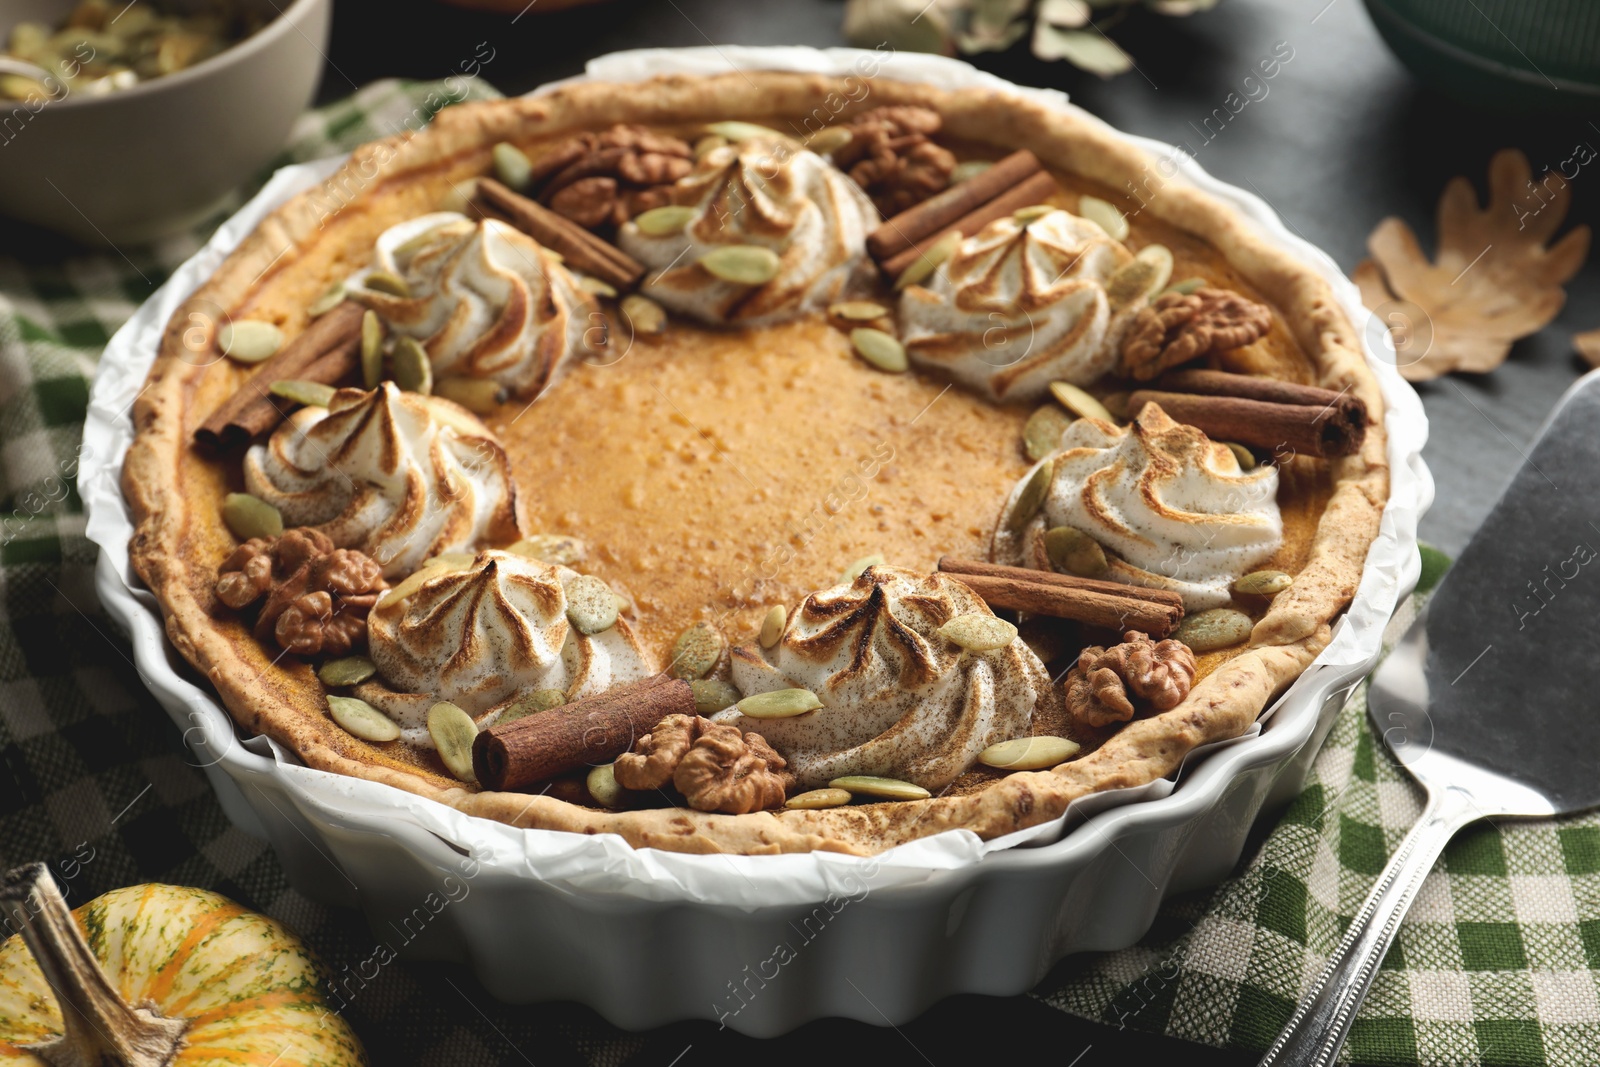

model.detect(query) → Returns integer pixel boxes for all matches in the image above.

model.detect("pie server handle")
[1257,785,1482,1067]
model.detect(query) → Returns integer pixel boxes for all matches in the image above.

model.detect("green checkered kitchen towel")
[3,78,1599,1067]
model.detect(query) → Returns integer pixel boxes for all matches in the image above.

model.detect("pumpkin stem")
[0,864,187,1067]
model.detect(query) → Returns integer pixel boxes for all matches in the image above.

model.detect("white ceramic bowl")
[0,0,329,245]
[80,47,1432,1036]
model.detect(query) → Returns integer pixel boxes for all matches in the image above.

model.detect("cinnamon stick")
[194,302,364,451]
[1126,389,1366,460]
[948,572,1183,637]
[867,149,1043,261]
[1153,369,1368,430]
[474,178,644,291]
[938,557,1184,611]
[472,674,694,791]
[880,169,1062,280]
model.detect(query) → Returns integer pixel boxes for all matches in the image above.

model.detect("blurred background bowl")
[0,0,329,246]
[1362,0,1600,111]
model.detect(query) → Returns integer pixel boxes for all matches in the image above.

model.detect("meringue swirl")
[900,208,1135,402]
[350,212,600,398]
[243,383,523,579]
[714,565,1048,789]
[616,140,878,325]
[366,550,655,742]
[994,403,1283,611]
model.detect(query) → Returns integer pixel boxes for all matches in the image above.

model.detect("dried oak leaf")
[1065,631,1196,732]
[1354,149,1590,382]
[1118,287,1272,381]
[614,714,791,814]
[216,528,387,657]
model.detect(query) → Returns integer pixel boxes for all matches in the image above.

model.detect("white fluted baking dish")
[80,46,1430,1036]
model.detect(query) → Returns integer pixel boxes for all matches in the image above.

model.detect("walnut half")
[1118,287,1273,381]
[1066,631,1197,731]
[833,106,956,217]
[215,528,387,657]
[614,713,791,814]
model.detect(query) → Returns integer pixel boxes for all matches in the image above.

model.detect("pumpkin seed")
[426,551,477,571]
[1164,276,1206,296]
[951,160,994,184]
[670,621,725,679]
[491,141,533,190]
[1101,392,1131,420]
[565,574,619,634]
[437,180,476,214]
[830,300,891,321]
[327,696,401,742]
[1044,526,1108,578]
[508,535,587,566]
[269,379,336,408]
[434,376,502,414]
[1174,608,1254,652]
[318,656,378,687]
[1106,255,1169,310]
[218,320,282,364]
[841,553,884,582]
[802,125,853,155]
[1225,442,1257,470]
[759,604,786,648]
[377,565,441,607]
[1023,405,1072,461]
[1234,570,1293,596]
[705,120,787,143]
[737,688,823,719]
[308,282,346,318]
[1013,204,1056,224]
[850,328,908,373]
[221,492,282,541]
[578,276,618,298]
[363,270,411,298]
[360,309,384,389]
[692,134,728,160]
[499,688,567,725]
[392,336,433,395]
[1078,194,1129,241]
[829,775,931,801]
[633,205,697,236]
[937,613,1017,652]
[587,763,624,808]
[895,229,961,291]
[1049,381,1115,422]
[1008,460,1053,531]
[1135,242,1174,273]
[699,244,780,285]
[785,788,853,810]
[621,294,667,335]
[978,735,1080,770]
[690,678,741,715]
[427,701,479,782]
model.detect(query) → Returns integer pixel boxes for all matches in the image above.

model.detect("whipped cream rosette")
[713,566,1050,789]
[363,550,655,745]
[994,403,1283,611]
[349,212,600,397]
[243,382,523,579]
[616,140,878,325]
[900,209,1140,402]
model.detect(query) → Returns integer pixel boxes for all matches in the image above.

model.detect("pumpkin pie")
[122,71,1388,856]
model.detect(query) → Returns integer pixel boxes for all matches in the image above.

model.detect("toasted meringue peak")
[714,565,1048,789]
[243,383,524,579]
[350,213,601,398]
[366,550,655,742]
[900,209,1137,402]
[616,140,879,325]
[993,403,1283,611]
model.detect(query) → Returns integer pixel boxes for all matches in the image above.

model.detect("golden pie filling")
[124,75,1387,855]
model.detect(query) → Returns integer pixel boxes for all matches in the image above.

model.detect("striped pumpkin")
[0,866,365,1066]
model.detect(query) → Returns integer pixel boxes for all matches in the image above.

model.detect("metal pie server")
[1261,369,1600,1067]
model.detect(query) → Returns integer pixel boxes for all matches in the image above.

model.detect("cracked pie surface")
[122,72,1388,856]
